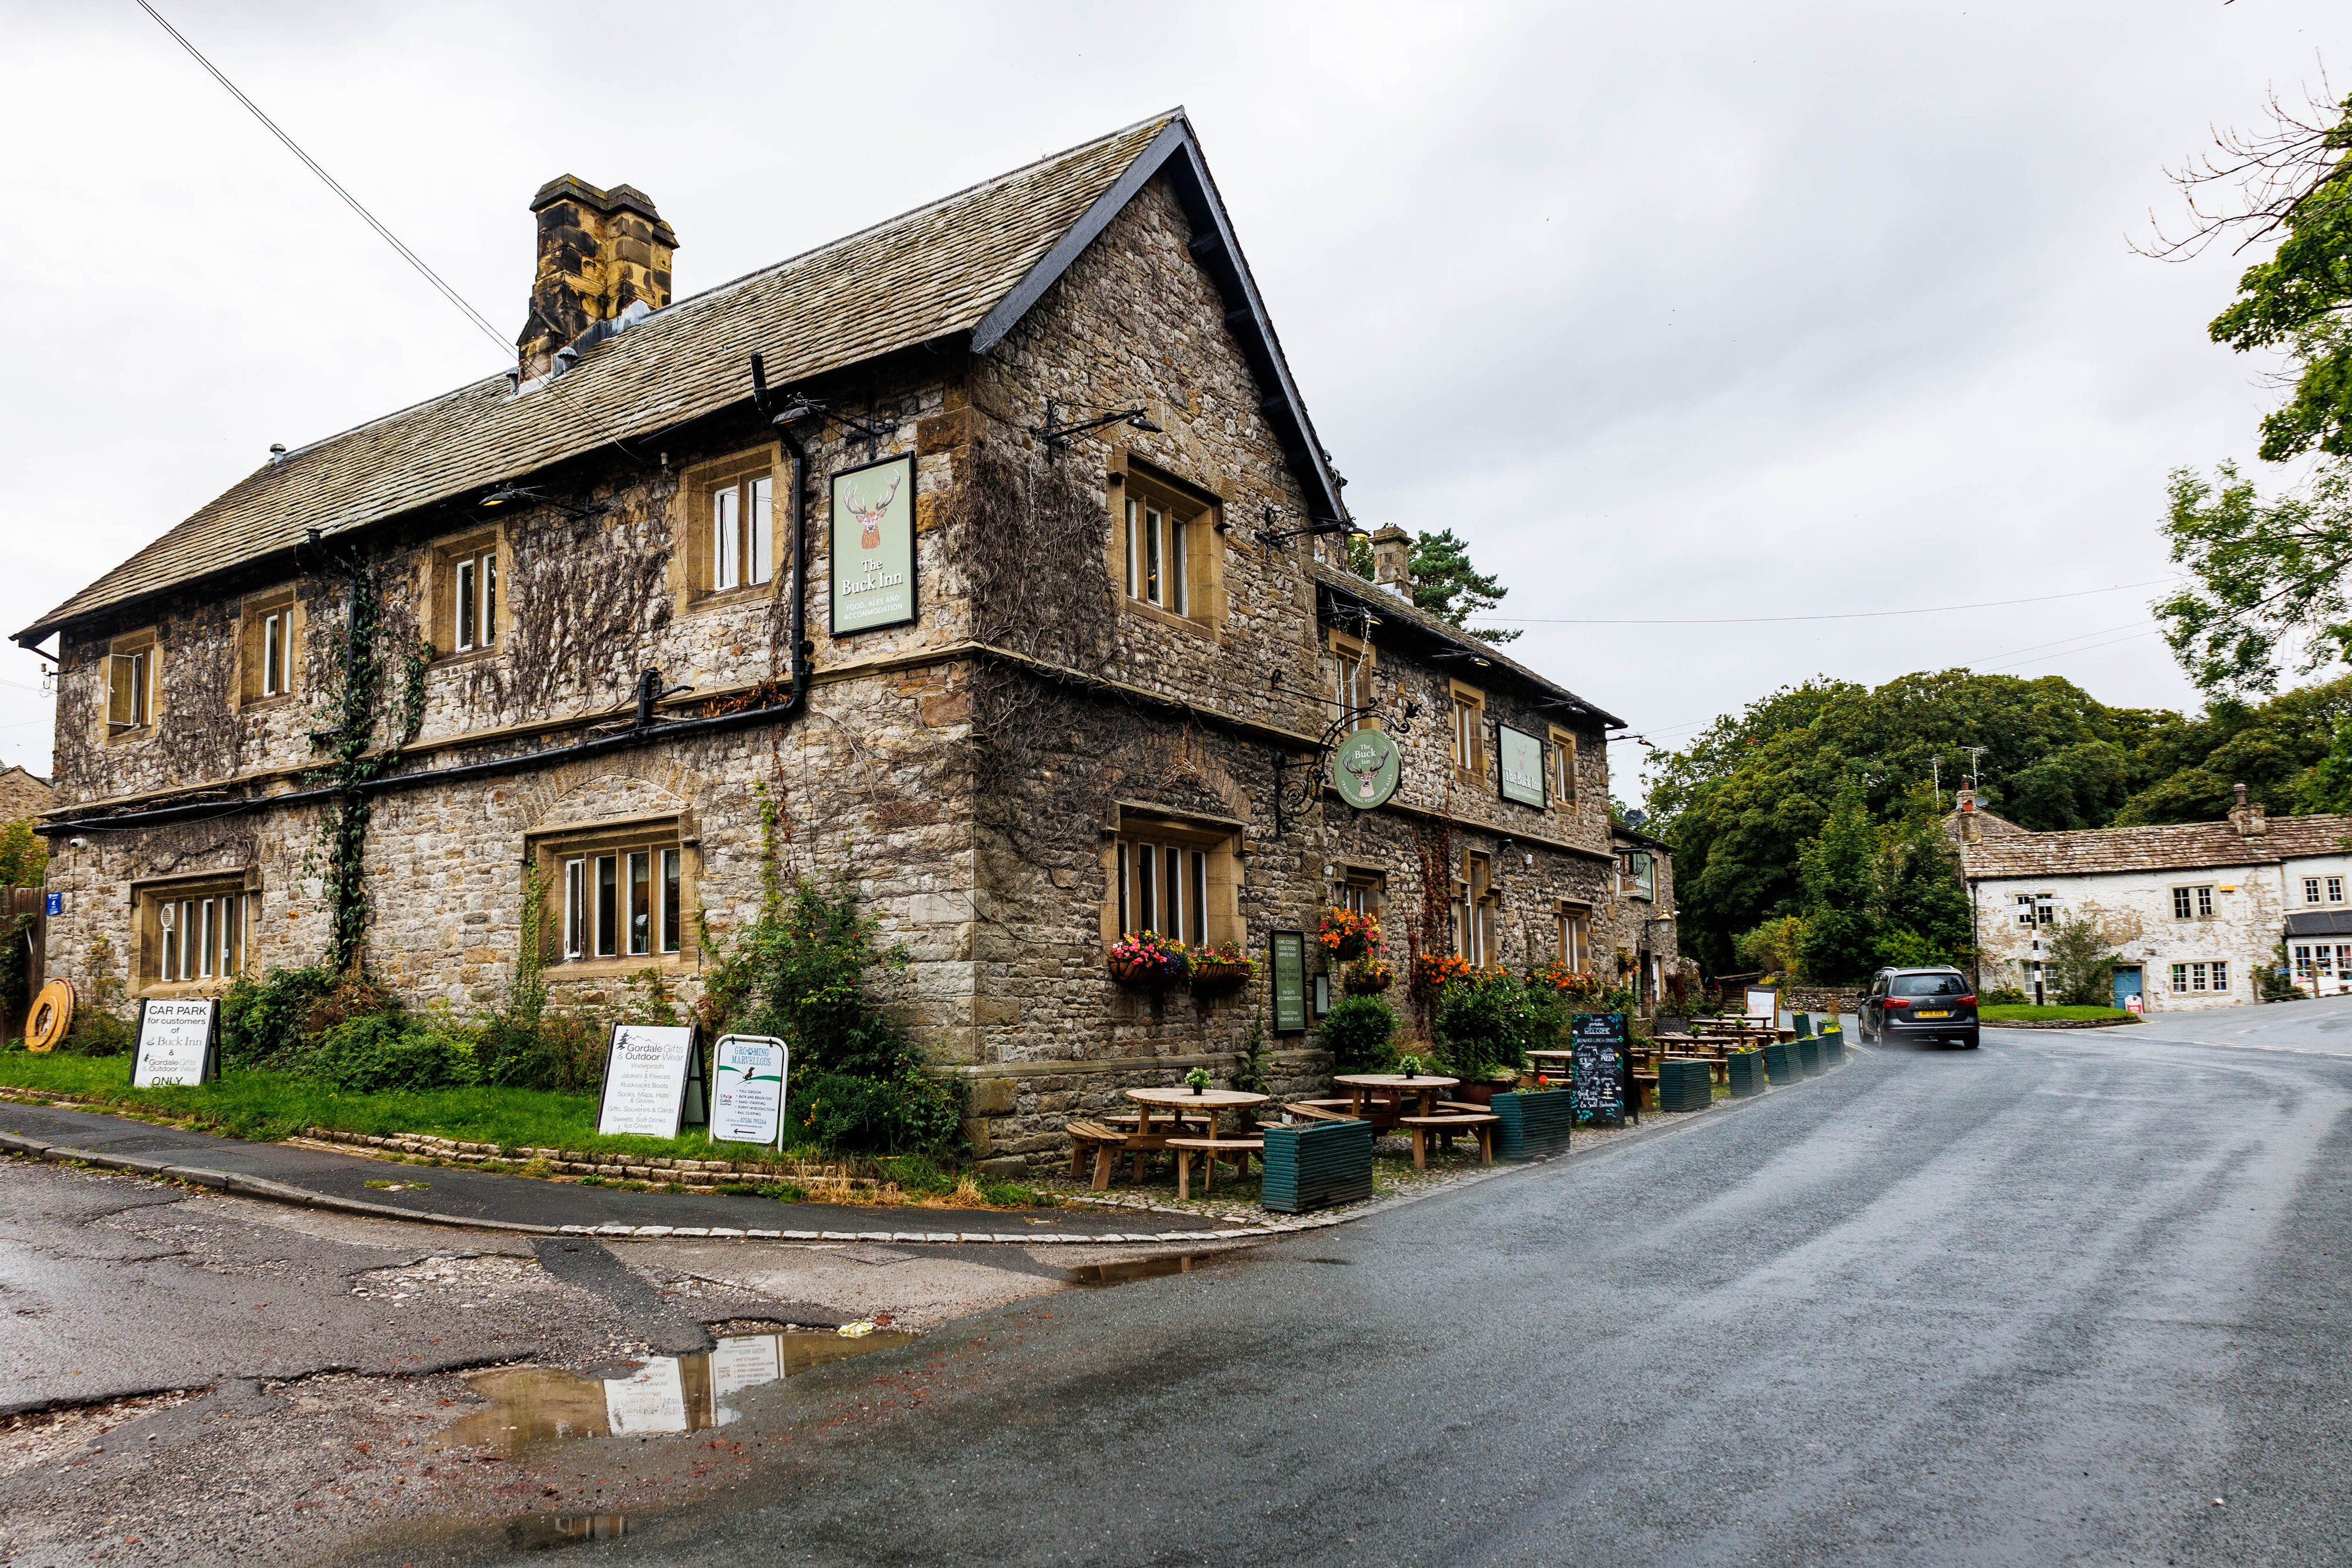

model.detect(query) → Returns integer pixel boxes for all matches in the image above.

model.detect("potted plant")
[1189,940,1257,996]
[1319,907,1379,963]
[1395,1052,1426,1079]
[1342,954,1394,994]
[1436,971,1532,1106]
[1184,1066,1214,1096]
[1108,931,1190,990]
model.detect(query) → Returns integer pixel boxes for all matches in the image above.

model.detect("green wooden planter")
[1491,1088,1574,1159]
[1797,1035,1823,1076]
[1658,1059,1712,1112]
[1762,1040,1797,1084]
[1260,1119,1375,1213]
[1725,1048,1766,1097]
[1818,1029,1845,1066]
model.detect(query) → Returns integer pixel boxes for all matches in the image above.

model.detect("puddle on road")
[505,1513,629,1551]
[438,1329,918,1457]
[1064,1252,1214,1286]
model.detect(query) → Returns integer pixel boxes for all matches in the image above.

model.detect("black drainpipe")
[43,378,815,838]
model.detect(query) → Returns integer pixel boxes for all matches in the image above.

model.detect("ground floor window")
[1338,871,1384,917]
[141,883,249,988]
[1452,851,1495,969]
[2170,961,2228,994]
[2292,942,2352,979]
[1102,813,1241,951]
[562,847,682,959]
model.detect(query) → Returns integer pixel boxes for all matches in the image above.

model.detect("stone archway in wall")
[523,761,706,834]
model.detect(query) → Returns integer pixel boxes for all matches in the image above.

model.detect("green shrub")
[1435,972,1539,1082]
[305,1014,478,1094]
[220,965,336,1070]
[1317,995,1398,1072]
[473,1007,610,1093]
[63,1007,133,1058]
[1980,986,2028,1006]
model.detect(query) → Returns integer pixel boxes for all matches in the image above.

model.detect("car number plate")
[1915,1009,1951,1018]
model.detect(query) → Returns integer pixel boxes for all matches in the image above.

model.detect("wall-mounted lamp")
[480,485,594,520]
[1034,397,1160,458]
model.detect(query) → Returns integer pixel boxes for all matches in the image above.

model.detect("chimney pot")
[517,175,678,382]
[267,443,287,465]
[1369,525,1414,596]
[2228,782,2269,837]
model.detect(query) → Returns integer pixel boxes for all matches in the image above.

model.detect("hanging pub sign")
[711,1034,790,1148]
[596,1024,708,1139]
[1329,728,1402,811]
[829,453,917,635]
[1570,1011,1627,1124]
[1498,724,1546,808]
[1270,929,1309,1034]
[132,998,219,1088]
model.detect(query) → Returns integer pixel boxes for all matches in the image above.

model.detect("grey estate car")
[1859,966,1979,1048]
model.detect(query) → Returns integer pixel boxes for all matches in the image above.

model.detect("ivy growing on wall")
[306,551,429,972]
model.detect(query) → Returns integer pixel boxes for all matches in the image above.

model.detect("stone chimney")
[1955,785,1982,845]
[2229,781,2269,837]
[517,176,678,380]
[1369,526,1414,596]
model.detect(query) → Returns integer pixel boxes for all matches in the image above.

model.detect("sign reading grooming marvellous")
[132,998,218,1088]
[829,453,916,635]
[1498,724,1546,808]
[596,1024,707,1139]
[1329,728,1402,810]
[711,1035,789,1147]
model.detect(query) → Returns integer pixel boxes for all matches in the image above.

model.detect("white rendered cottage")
[1950,785,2352,1010]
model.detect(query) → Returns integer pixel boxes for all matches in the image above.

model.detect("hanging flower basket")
[1107,932,1190,991]
[1413,952,1472,994]
[1320,907,1379,963]
[1187,941,1257,997]
[1343,957,1395,994]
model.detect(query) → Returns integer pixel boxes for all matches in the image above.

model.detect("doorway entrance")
[2112,965,2143,1011]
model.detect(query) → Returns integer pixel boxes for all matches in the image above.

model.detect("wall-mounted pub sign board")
[1498,724,1546,808]
[830,453,916,635]
[1329,728,1401,811]
[1269,929,1308,1034]
[712,1034,790,1148]
[1569,1011,1626,1124]
[132,998,219,1087]
[596,1024,708,1139]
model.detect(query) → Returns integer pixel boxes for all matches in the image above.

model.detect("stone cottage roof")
[19,111,1345,646]
[1313,564,1624,730]
[1958,813,2352,880]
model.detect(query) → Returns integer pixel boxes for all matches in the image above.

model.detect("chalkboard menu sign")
[1270,930,1308,1035]
[596,1025,708,1139]
[1571,1011,1626,1124]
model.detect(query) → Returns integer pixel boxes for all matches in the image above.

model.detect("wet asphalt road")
[404,1018,2352,1567]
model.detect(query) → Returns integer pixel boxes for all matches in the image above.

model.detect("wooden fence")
[5,887,44,1039]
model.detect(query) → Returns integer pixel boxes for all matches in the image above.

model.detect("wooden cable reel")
[25,978,74,1054]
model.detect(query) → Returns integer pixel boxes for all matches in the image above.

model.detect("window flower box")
[1188,942,1257,997]
[1108,932,1190,990]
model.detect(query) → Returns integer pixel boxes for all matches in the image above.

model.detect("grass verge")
[1978,1004,2137,1022]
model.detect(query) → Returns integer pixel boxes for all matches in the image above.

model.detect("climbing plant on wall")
[305,550,429,972]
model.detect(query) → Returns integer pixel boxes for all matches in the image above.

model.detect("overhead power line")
[133,0,513,362]
[1484,577,2180,627]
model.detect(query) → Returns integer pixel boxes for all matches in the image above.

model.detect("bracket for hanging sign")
[1269,691,1418,835]
[595,1024,707,1139]
[132,998,219,1088]
[711,1034,790,1150]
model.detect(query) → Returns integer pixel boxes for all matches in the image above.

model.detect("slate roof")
[1959,813,2352,880]
[22,111,1344,646]
[2285,910,2352,937]
[1313,564,1624,729]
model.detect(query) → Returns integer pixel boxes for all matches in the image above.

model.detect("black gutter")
[41,394,814,840]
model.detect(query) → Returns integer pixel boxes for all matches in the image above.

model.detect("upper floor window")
[2015,893,2055,927]
[2304,877,2320,905]
[684,449,783,601]
[428,528,505,656]
[1549,727,1579,806]
[239,591,300,705]
[2172,885,2214,920]
[1449,681,1486,779]
[1557,902,1591,971]
[106,631,157,734]
[1329,631,1376,730]
[1122,491,1192,615]
[1110,464,1221,630]
[2334,876,2345,904]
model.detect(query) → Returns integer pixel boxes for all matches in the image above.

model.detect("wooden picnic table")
[1124,1087,1267,1138]
[1332,1074,1458,1124]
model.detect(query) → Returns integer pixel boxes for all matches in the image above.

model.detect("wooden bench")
[1065,1121,1128,1191]
[1164,1138,1265,1200]
[1398,1114,1499,1169]
[1629,1071,1659,1112]
[1281,1102,1359,1123]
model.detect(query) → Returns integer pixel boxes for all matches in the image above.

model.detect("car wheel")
[1963,1035,1980,1050]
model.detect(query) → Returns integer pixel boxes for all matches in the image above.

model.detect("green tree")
[1798,783,1879,983]
[1733,914,1808,980]
[1407,529,1520,643]
[0,820,45,889]
[2157,462,2352,697]
[1872,805,1973,969]
[2045,914,2117,1008]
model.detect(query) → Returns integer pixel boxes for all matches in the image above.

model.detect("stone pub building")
[17,113,1668,1169]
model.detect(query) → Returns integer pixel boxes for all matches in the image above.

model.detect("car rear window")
[1892,974,1967,997]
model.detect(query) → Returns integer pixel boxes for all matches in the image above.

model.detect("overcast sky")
[2,1,2343,799]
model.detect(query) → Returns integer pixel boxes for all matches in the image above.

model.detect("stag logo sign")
[1498,724,1546,808]
[829,453,917,636]
[1329,728,1402,810]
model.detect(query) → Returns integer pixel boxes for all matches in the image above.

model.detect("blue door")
[2112,966,2143,1010]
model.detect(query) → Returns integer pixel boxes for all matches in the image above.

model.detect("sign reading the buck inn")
[1498,724,1546,808]
[1328,728,1402,811]
[830,453,917,636]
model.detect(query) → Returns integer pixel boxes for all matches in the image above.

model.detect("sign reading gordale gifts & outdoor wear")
[1498,724,1546,808]
[596,1024,707,1139]
[133,998,218,1087]
[1329,728,1402,810]
[829,453,916,635]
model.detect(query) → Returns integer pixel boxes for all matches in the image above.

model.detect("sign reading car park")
[596,1025,707,1139]
[132,998,218,1087]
